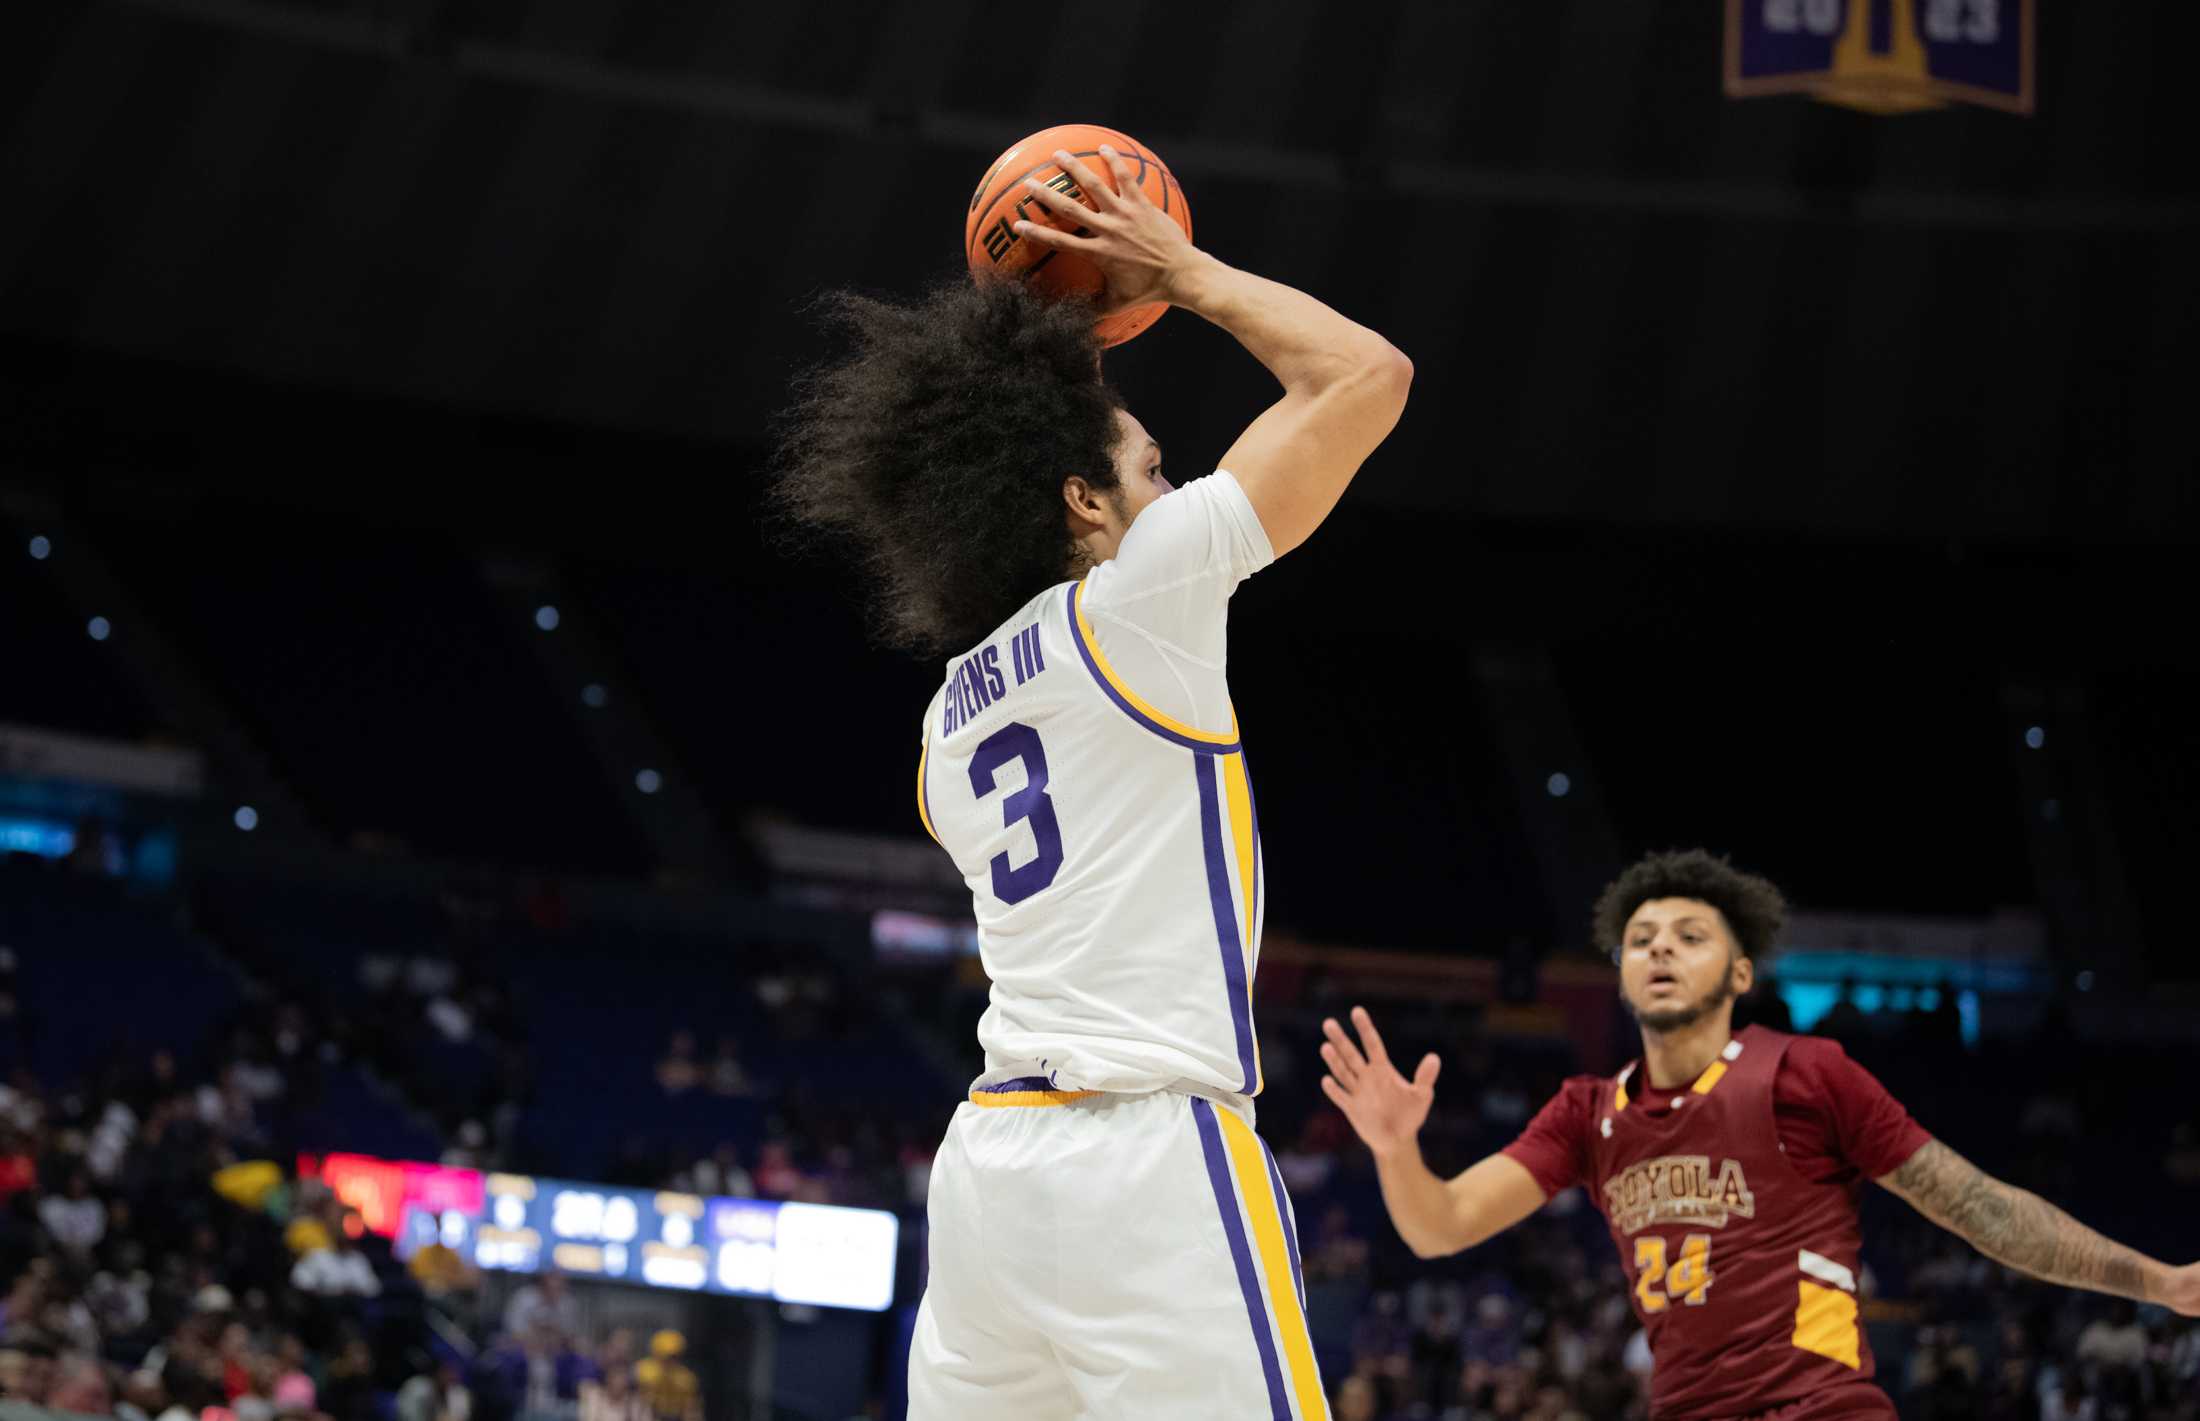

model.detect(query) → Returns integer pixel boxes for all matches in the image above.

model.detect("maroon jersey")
[1504,1027,1931,1421]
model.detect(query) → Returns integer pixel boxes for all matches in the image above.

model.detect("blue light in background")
[0,817,76,858]
[1779,982,1841,1031]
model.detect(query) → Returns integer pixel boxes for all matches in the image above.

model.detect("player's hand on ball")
[1013,145,1202,316]
[1320,1006,1441,1163]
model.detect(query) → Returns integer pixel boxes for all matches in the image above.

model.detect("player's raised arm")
[1320,1007,1548,1259]
[1014,146,1411,558]
[1878,1139,2200,1315]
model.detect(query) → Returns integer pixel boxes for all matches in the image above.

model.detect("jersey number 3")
[1635,1234,1715,1312]
[969,722,1064,905]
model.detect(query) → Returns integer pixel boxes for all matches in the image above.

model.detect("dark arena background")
[2,2,2197,1419]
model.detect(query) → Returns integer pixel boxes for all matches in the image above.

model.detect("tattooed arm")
[1879,1140,2200,1314]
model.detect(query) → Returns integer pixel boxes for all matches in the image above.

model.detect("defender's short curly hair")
[769,278,1125,657]
[1590,849,1787,965]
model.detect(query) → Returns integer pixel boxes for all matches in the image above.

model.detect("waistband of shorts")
[966,1076,1102,1108]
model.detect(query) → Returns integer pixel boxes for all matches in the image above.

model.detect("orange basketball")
[964,123,1192,349]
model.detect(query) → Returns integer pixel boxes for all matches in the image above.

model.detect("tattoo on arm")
[1882,1141,2151,1301]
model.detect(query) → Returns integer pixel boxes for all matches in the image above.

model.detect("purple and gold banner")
[1725,0,2034,115]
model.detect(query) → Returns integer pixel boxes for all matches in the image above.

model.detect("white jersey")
[918,471,1275,1103]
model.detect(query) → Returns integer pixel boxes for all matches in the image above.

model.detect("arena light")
[234,806,259,832]
[86,616,111,641]
[535,605,561,631]
[2024,725,2045,749]
[27,535,51,560]
[635,768,663,794]
[581,683,608,708]
[1546,772,1572,798]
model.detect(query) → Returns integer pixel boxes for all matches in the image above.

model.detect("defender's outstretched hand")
[1321,1005,1441,1163]
[1013,145,1204,315]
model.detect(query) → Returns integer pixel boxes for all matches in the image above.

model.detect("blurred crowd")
[6,887,2197,1421]
[0,1016,716,1421]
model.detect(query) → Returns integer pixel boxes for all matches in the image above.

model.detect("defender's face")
[1110,408,1172,523]
[1617,897,1752,1030]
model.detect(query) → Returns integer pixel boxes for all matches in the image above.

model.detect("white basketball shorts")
[907,1082,1328,1420]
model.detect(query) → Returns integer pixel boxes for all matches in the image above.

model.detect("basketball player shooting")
[1322,849,2200,1421]
[772,144,1411,1418]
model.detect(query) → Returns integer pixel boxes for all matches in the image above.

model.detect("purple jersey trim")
[1062,584,1241,754]
[1258,1133,1306,1312]
[1195,754,1260,1095]
[1191,1098,1291,1421]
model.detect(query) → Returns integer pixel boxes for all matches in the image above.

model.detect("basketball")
[964,123,1192,348]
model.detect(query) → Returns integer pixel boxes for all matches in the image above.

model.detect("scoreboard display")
[307,1154,898,1313]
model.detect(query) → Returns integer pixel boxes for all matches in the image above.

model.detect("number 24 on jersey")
[1635,1233,1715,1312]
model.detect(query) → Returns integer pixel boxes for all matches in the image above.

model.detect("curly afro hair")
[1590,848,1787,966]
[769,277,1126,658]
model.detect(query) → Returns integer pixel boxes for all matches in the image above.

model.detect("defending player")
[773,146,1410,1418]
[1321,849,2200,1421]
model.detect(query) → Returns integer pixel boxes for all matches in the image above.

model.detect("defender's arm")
[1879,1139,2198,1313]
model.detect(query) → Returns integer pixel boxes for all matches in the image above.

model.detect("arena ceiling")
[2,0,2195,542]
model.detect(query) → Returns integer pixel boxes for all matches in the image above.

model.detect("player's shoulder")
[1087,471,1271,601]
[1547,1073,1617,1117]
[1745,1024,1846,1068]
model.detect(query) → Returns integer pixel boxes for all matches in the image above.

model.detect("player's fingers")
[1351,1005,1393,1068]
[1018,175,1099,227]
[1318,1041,1359,1087]
[1414,1053,1442,1093]
[1322,1017,1369,1076]
[1011,218,1096,253]
[1320,1075,1358,1116]
[1052,149,1118,211]
[1096,144,1145,206]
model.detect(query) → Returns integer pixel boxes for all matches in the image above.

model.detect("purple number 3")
[968,721,1064,905]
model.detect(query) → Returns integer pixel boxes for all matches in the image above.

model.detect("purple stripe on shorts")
[1195,754,1260,1095]
[1258,1135,1306,1312]
[1062,584,1240,754]
[1191,1098,1290,1421]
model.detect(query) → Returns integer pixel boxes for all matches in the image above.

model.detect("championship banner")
[1725,0,2034,115]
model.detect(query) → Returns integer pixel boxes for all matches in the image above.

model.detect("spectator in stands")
[38,1167,107,1256]
[501,1272,580,1347]
[1334,1373,1383,1421]
[288,1221,380,1297]
[633,1330,699,1421]
[751,1140,801,1199]
[396,1357,471,1421]
[578,1364,648,1421]
[706,1036,752,1097]
[1817,979,1868,1042]
[653,1032,701,1095]
[2074,1298,2147,1372]
[318,1333,379,1421]
[1,1337,61,1406]
[406,1231,481,1302]
[688,1143,754,1200]
[1461,1292,1521,1368]
[0,1125,36,1205]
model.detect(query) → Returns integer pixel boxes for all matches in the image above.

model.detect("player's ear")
[1732,953,1755,996]
[1061,475,1107,531]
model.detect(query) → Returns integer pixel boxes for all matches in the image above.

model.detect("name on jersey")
[1604,1155,1756,1236]
[942,621,1047,735]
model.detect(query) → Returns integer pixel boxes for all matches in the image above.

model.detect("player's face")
[1110,408,1173,522]
[1617,897,1754,1033]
